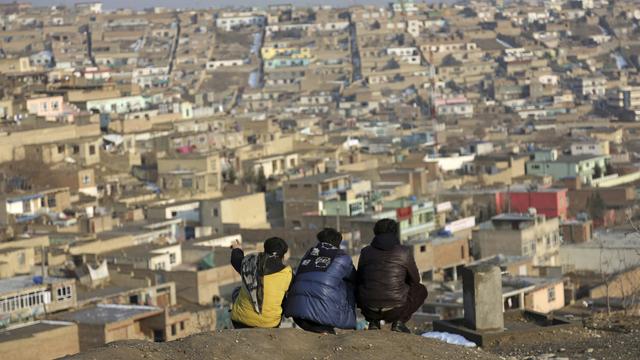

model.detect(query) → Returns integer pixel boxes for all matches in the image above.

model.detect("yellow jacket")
[231,266,292,328]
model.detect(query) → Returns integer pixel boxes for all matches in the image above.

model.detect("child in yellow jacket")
[230,237,292,328]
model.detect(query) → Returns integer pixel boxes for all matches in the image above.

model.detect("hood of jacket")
[371,233,400,251]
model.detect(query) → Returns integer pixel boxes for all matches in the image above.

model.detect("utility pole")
[40,245,46,278]
[336,207,341,233]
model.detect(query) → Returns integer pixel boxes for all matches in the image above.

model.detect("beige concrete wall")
[219,193,269,229]
[590,267,640,300]
[104,321,147,345]
[433,237,469,269]
[411,242,434,274]
[474,217,560,265]
[69,235,135,256]
[0,235,49,252]
[0,247,35,278]
[0,123,100,163]
[0,323,80,360]
[76,323,107,352]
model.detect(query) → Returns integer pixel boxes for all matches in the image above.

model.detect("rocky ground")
[490,315,640,360]
[67,328,498,360]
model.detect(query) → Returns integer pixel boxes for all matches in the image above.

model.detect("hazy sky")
[2,0,406,10]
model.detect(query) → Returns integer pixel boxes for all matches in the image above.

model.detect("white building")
[387,47,421,64]
[434,96,474,118]
[570,139,610,156]
[216,13,266,31]
[206,58,248,71]
[573,76,606,98]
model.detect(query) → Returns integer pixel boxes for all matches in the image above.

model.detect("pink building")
[26,96,64,120]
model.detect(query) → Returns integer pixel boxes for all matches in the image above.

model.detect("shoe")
[367,320,381,330]
[391,321,411,334]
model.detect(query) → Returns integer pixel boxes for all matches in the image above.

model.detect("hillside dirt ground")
[66,315,640,360]
[67,328,499,360]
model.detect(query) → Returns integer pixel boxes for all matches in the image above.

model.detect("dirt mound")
[67,328,499,360]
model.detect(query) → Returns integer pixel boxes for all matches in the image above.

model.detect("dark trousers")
[232,320,282,329]
[293,317,336,334]
[232,320,253,329]
[361,283,428,323]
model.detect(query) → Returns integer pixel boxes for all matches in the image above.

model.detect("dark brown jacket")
[356,233,422,309]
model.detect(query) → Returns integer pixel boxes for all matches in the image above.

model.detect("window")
[180,321,185,331]
[89,145,96,155]
[57,145,64,154]
[72,145,79,154]
[169,253,176,264]
[47,197,57,208]
[181,178,193,188]
[213,208,219,217]
[547,287,556,302]
[82,175,91,185]
[420,245,426,253]
[56,285,72,301]
[171,324,177,336]
[461,246,465,259]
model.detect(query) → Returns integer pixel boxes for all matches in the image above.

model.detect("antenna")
[429,47,439,152]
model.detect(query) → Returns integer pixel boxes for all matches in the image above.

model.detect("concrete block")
[462,264,504,331]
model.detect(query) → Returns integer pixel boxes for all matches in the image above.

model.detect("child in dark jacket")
[284,228,357,334]
[357,219,428,333]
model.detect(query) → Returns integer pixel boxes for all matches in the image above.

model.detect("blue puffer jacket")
[284,242,357,329]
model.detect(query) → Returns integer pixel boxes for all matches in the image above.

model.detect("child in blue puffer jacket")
[284,228,357,334]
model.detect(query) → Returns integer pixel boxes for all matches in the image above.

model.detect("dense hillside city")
[0,0,640,359]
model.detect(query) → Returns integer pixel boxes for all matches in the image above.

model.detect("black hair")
[264,237,288,258]
[316,228,343,247]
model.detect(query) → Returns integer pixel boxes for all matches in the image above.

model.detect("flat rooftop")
[57,304,162,325]
[76,284,135,302]
[0,321,76,342]
[100,242,177,259]
[286,172,351,184]
[492,213,537,222]
[0,275,71,294]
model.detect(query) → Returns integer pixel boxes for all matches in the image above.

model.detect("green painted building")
[526,150,610,184]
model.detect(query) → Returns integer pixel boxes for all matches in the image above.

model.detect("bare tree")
[598,238,612,317]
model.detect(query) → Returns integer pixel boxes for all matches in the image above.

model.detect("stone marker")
[462,264,504,331]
